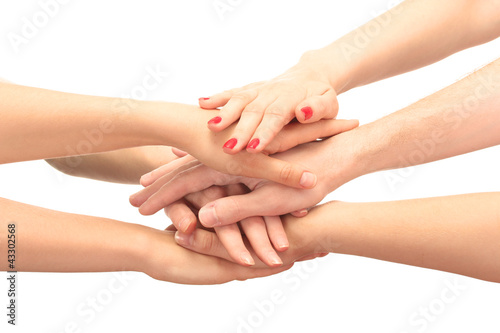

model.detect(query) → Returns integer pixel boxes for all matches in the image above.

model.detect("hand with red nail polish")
[198,52,346,155]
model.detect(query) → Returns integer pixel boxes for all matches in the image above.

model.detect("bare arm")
[200,0,500,152]
[177,192,500,283]
[299,193,500,283]
[46,146,177,184]
[0,197,287,284]
[0,81,329,188]
[305,0,500,93]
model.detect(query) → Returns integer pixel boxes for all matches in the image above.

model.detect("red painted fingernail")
[208,116,222,125]
[199,97,210,101]
[223,138,237,149]
[301,106,313,120]
[247,138,260,150]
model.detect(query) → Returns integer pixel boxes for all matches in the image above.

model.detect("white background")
[1,0,500,332]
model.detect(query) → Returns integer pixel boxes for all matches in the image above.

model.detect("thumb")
[243,154,317,189]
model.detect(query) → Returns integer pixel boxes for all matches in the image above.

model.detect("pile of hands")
[129,60,360,281]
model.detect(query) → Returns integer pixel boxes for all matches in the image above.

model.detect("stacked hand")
[130,119,360,269]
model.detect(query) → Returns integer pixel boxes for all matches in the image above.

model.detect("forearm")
[0,197,153,273]
[46,146,177,184]
[330,57,500,180]
[303,0,500,93]
[0,82,199,164]
[306,193,500,282]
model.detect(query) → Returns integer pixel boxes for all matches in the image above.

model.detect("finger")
[222,96,277,154]
[198,185,305,228]
[207,90,258,132]
[263,216,289,252]
[264,119,360,154]
[175,227,254,266]
[240,217,283,267]
[130,160,201,207]
[199,90,235,109]
[171,147,188,158]
[246,98,296,153]
[296,89,339,123]
[138,165,238,216]
[244,154,317,189]
[164,200,198,234]
[139,155,196,187]
[295,253,329,262]
[215,224,255,266]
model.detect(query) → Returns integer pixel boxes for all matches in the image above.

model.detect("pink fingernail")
[199,97,210,101]
[301,106,313,120]
[199,204,219,227]
[241,252,255,266]
[175,232,193,246]
[299,171,317,188]
[268,252,283,266]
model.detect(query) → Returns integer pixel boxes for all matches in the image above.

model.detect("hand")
[141,227,292,284]
[180,108,358,189]
[130,131,363,228]
[164,184,289,267]
[173,207,333,268]
[200,56,341,154]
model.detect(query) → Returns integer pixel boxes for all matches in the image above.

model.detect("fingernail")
[299,171,317,188]
[199,204,219,227]
[140,173,151,184]
[247,138,260,150]
[199,97,210,101]
[223,138,237,149]
[175,232,193,246]
[268,252,283,266]
[208,116,222,125]
[241,252,255,266]
[297,209,308,215]
[277,237,289,250]
[301,106,313,120]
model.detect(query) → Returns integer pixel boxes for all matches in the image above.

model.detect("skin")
[0,80,356,281]
[175,194,500,283]
[200,0,500,153]
[0,197,290,285]
[0,81,359,189]
[132,57,500,265]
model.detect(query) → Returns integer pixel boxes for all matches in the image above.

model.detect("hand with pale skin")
[0,82,355,189]
[0,198,291,285]
[200,0,499,154]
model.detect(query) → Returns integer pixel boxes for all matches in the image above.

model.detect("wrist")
[298,48,353,95]
[129,101,209,151]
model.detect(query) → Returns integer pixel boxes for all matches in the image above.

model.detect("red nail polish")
[247,138,260,150]
[301,106,313,120]
[223,138,237,149]
[199,97,210,101]
[208,116,222,125]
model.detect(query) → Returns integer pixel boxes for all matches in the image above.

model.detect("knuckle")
[242,103,265,115]
[279,164,294,183]
[230,90,256,103]
[199,233,217,253]
[204,186,226,200]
